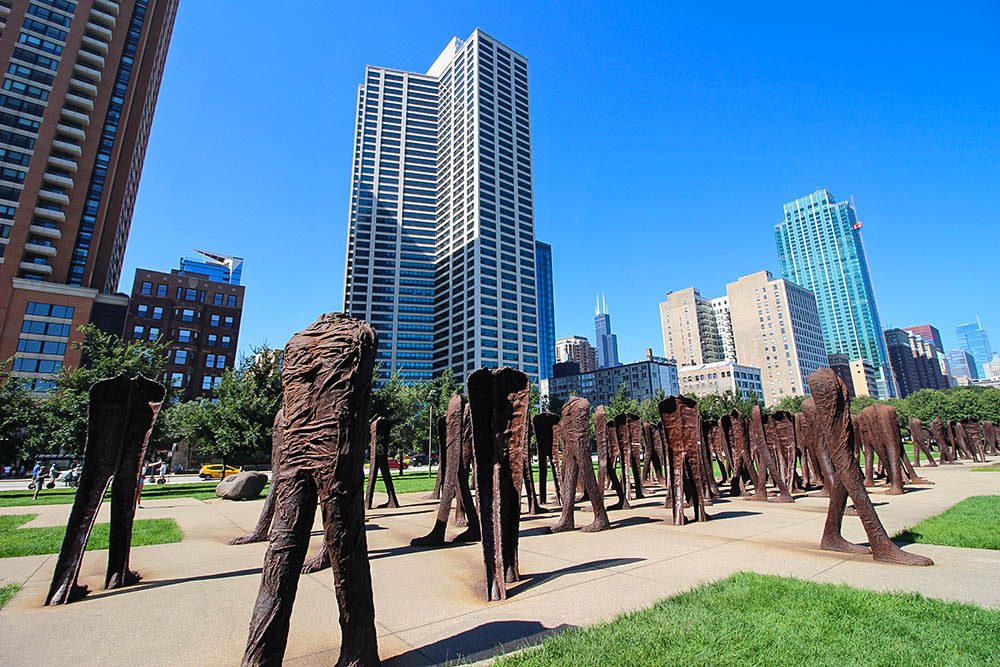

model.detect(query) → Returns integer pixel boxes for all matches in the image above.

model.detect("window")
[206,354,216,368]
[184,288,198,302]
[132,325,144,339]
[213,354,226,369]
[177,329,192,343]
[140,281,152,296]
[174,350,188,365]
[221,336,232,349]
[207,334,217,347]
[148,327,160,341]
[202,375,222,391]
[170,372,185,388]
[152,306,164,320]
[223,316,234,328]
[181,309,195,322]
[210,314,220,327]
[136,304,149,318]
[226,295,237,308]
[156,284,168,297]
[213,293,223,306]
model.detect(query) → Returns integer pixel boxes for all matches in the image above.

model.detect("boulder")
[216,471,268,500]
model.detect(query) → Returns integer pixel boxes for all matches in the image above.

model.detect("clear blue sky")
[122,1,999,363]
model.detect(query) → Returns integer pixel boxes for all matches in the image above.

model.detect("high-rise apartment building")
[902,324,943,352]
[775,189,895,398]
[956,319,992,378]
[555,334,596,373]
[343,30,539,384]
[535,240,554,379]
[726,270,828,406]
[0,0,179,389]
[659,287,723,366]
[123,255,245,400]
[884,327,948,398]
[709,295,736,361]
[594,293,619,368]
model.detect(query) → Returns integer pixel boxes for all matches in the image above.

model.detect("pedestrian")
[159,459,168,482]
[49,462,59,486]
[137,470,145,509]
[32,464,45,501]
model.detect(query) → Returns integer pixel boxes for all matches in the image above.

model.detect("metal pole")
[427,400,433,477]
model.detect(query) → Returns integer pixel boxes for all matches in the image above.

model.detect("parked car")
[199,464,241,480]
[386,458,408,471]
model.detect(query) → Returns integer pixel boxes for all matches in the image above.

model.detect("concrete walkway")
[0,462,996,665]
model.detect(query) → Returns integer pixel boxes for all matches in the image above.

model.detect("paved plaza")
[0,463,996,665]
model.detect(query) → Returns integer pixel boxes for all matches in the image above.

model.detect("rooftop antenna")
[595,293,600,317]
[602,292,607,315]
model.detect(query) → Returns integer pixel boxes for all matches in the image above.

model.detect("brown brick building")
[0,1,179,390]
[124,264,245,400]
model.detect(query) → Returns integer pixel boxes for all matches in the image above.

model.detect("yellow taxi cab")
[198,464,241,480]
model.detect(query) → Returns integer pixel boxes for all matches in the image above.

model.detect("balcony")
[68,77,98,97]
[76,49,105,69]
[85,21,113,42]
[56,123,86,142]
[81,35,109,56]
[51,139,82,157]
[60,108,91,126]
[43,172,74,189]
[47,155,78,172]
[72,62,102,83]
[93,0,119,16]
[65,93,94,112]
[20,261,53,275]
[37,189,69,206]
[33,207,65,223]
[29,224,61,239]
[24,243,56,257]
[89,8,116,29]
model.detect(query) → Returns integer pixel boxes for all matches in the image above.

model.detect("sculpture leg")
[301,503,331,574]
[671,450,686,525]
[232,476,279,545]
[539,453,549,504]
[881,441,905,495]
[630,446,644,499]
[863,440,876,486]
[317,470,379,667]
[105,445,144,590]
[452,462,481,542]
[523,455,541,514]
[605,454,625,509]
[548,456,562,507]
[243,471,318,666]
[549,442,579,533]
[364,454,378,510]
[378,455,400,508]
[819,477,870,554]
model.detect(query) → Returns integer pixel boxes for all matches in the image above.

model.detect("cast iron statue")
[748,406,794,502]
[46,374,166,606]
[365,416,400,510]
[659,395,710,524]
[549,397,611,533]
[242,313,379,666]
[230,409,284,545]
[532,412,561,506]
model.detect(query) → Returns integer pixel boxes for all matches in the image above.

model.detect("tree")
[605,382,639,420]
[694,391,762,419]
[637,389,667,424]
[771,394,807,414]
[0,366,34,464]
[26,325,171,458]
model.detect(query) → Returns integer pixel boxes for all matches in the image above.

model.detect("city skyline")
[114,3,998,367]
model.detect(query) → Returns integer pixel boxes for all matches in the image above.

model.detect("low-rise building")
[677,361,763,400]
[542,350,679,408]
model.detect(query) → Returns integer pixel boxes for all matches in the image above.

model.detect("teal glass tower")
[955,319,992,378]
[775,189,895,398]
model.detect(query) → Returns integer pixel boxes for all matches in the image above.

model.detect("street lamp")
[426,390,437,477]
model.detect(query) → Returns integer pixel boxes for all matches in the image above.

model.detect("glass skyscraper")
[535,240,555,379]
[179,249,243,285]
[955,319,992,378]
[343,30,539,384]
[594,293,619,368]
[775,189,895,398]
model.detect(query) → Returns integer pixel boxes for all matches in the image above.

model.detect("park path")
[0,461,996,666]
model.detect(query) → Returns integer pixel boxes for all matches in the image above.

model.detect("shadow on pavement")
[382,619,574,666]
[508,557,645,598]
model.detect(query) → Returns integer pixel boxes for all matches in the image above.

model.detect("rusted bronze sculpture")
[411,394,480,546]
[984,421,1000,455]
[961,419,987,461]
[614,413,645,500]
[929,417,957,463]
[795,402,827,492]
[908,417,937,467]
[429,415,447,500]
[242,314,379,667]
[365,416,400,510]
[766,411,800,493]
[748,406,794,502]
[659,395,709,524]
[46,374,165,606]
[549,397,611,533]
[722,411,754,496]
[468,367,529,602]
[594,405,626,508]
[230,410,284,545]
[807,368,932,566]
[642,421,666,483]
[532,412,561,505]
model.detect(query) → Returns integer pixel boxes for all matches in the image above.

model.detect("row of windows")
[25,301,74,319]
[21,320,70,336]
[16,338,66,355]
[138,281,239,307]
[12,357,61,373]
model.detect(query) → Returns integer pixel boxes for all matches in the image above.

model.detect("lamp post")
[426,390,436,477]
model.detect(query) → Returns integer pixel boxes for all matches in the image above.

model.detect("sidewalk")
[0,462,996,666]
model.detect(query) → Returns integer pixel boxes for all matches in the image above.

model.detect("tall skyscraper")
[726,270,828,406]
[535,240,554,379]
[902,324,943,352]
[0,0,180,390]
[945,348,978,381]
[343,30,538,384]
[659,287,723,366]
[775,189,895,398]
[179,249,243,285]
[884,328,948,397]
[594,293,619,368]
[956,319,992,378]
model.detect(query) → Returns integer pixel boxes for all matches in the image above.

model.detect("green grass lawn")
[0,481,225,508]
[0,583,20,609]
[0,513,183,558]
[895,495,1000,551]
[494,572,1000,666]
[972,462,1000,472]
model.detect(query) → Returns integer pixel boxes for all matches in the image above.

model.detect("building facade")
[542,352,679,409]
[0,0,179,388]
[659,287,723,366]
[534,240,554,379]
[555,334,596,373]
[343,30,539,384]
[955,320,992,378]
[726,270,828,406]
[902,324,943,352]
[827,354,856,397]
[945,348,978,381]
[594,293,618,368]
[884,327,948,398]
[677,360,762,401]
[775,189,895,398]
[710,295,736,361]
[178,249,243,285]
[123,259,245,400]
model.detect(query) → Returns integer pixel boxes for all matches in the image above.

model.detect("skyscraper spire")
[596,293,601,317]
[602,292,607,315]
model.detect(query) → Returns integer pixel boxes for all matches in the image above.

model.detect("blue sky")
[123,1,1000,362]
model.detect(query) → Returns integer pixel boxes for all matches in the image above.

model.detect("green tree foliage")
[770,394,807,414]
[694,391,762,419]
[605,382,640,420]
[25,325,171,458]
[0,366,33,462]
[166,345,283,469]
